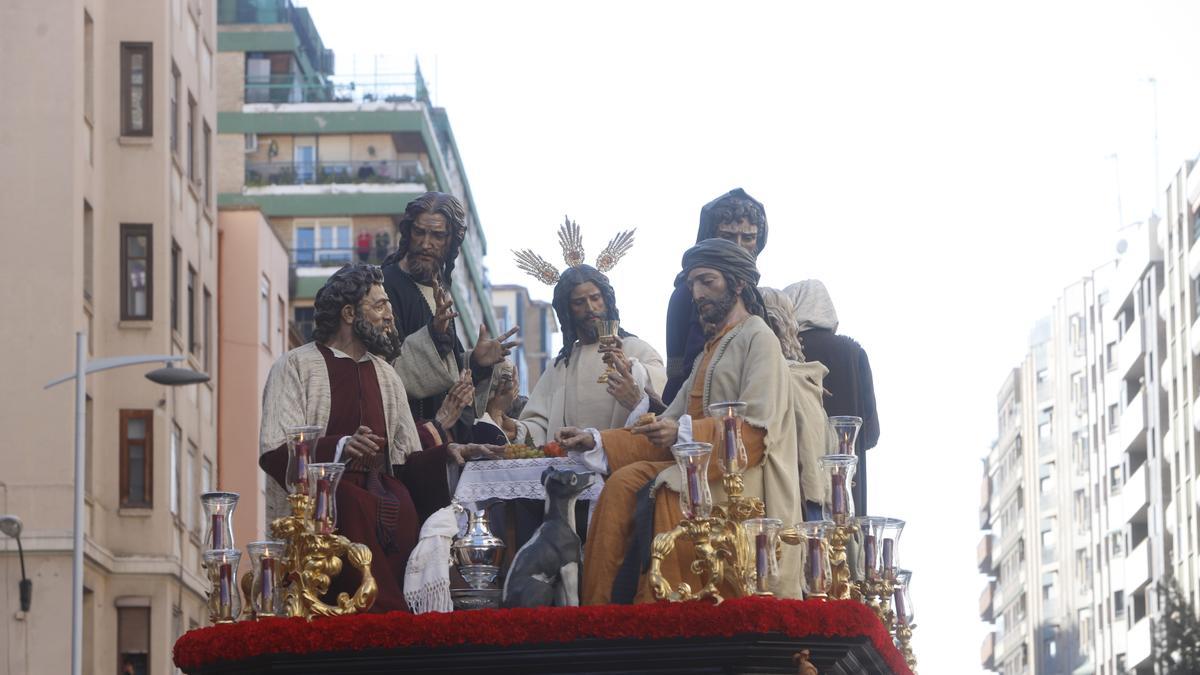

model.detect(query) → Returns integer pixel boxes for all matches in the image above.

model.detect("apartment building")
[490,285,560,395]
[981,265,1121,675]
[213,0,496,347]
[0,0,220,672]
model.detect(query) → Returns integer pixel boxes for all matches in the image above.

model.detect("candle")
[864,534,877,580]
[685,463,702,518]
[260,556,275,612]
[218,562,232,619]
[723,415,738,469]
[882,539,895,573]
[831,474,846,517]
[314,478,331,532]
[807,537,823,592]
[295,441,311,494]
[893,587,907,626]
[211,513,225,550]
[755,532,769,592]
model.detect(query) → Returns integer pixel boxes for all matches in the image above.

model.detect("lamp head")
[145,364,210,386]
[0,515,22,539]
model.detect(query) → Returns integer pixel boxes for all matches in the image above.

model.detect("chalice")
[596,320,620,383]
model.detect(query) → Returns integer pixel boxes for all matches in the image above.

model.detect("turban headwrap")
[675,238,767,321]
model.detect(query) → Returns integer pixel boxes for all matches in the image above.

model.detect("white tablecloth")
[453,457,605,505]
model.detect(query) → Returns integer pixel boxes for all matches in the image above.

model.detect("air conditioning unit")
[244,133,258,153]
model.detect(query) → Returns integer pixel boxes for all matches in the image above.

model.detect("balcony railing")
[244,75,426,105]
[218,0,333,74]
[246,160,426,187]
[290,247,397,267]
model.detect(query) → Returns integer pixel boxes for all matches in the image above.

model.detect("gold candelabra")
[211,492,378,623]
[647,471,765,603]
[266,492,377,619]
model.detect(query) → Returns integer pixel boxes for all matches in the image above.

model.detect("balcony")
[981,632,996,670]
[980,581,995,622]
[1127,615,1152,670]
[1121,462,1149,525]
[978,534,994,573]
[1124,537,1150,593]
[218,0,333,75]
[1118,324,1145,382]
[1119,390,1147,454]
[244,75,426,106]
[246,160,427,188]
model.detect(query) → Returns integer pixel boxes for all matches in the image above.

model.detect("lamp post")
[45,331,209,675]
[0,515,31,612]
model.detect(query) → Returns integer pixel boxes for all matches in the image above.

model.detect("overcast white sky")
[302,2,1200,671]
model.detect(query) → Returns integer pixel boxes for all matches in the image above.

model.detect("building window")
[83,201,94,301]
[202,457,213,495]
[203,287,212,371]
[293,222,352,264]
[170,423,181,516]
[295,306,315,343]
[120,224,152,320]
[117,606,150,675]
[188,266,197,354]
[119,410,153,507]
[1105,342,1117,371]
[277,295,286,353]
[170,242,181,333]
[187,442,198,533]
[84,12,94,122]
[170,63,180,155]
[260,277,271,347]
[120,43,152,136]
[1192,275,1200,323]
[1108,403,1120,433]
[187,93,196,182]
[203,121,212,206]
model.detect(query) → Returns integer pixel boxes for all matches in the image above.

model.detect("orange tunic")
[580,321,766,605]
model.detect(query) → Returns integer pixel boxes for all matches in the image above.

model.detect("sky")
[301,2,1200,671]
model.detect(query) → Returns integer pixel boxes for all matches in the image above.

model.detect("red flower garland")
[174,597,912,674]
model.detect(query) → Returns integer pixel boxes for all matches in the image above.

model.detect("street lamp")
[0,515,31,612]
[45,331,209,675]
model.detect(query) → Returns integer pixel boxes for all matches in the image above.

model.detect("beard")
[403,251,443,284]
[696,287,737,336]
[573,313,603,343]
[354,311,403,361]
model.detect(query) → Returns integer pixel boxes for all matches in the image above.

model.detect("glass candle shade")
[200,492,239,552]
[671,443,713,519]
[743,517,782,594]
[707,401,749,476]
[880,518,906,578]
[819,454,858,526]
[828,416,863,455]
[307,462,345,535]
[893,568,914,628]
[285,425,323,495]
[799,520,833,599]
[857,516,888,582]
[247,540,286,618]
[204,548,242,623]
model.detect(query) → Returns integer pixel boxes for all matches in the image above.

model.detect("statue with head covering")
[555,236,804,605]
[664,188,769,404]
[509,217,667,449]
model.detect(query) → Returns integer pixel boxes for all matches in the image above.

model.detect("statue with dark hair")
[257,263,502,613]
[663,188,769,405]
[513,264,666,449]
[381,192,519,442]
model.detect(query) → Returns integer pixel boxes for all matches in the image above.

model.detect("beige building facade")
[216,206,290,551]
[0,0,219,673]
